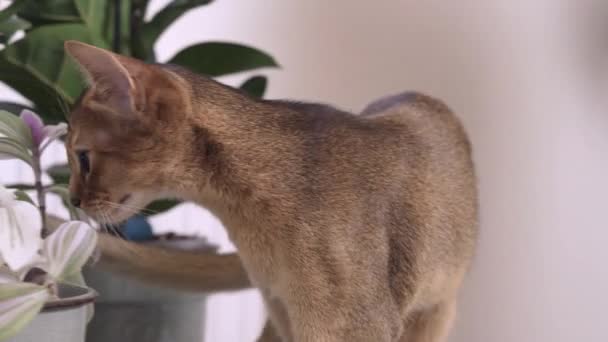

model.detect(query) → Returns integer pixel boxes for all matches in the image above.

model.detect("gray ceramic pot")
[7,284,97,342]
[84,237,217,342]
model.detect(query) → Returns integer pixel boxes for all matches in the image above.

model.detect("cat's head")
[64,41,191,224]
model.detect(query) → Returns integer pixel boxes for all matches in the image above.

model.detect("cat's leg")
[400,300,457,342]
[290,310,395,342]
[256,319,282,342]
[288,295,401,342]
[263,294,292,342]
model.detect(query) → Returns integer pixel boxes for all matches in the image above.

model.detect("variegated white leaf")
[0,283,48,341]
[0,137,33,166]
[0,266,18,284]
[0,199,43,271]
[0,110,32,148]
[0,185,16,208]
[43,221,97,281]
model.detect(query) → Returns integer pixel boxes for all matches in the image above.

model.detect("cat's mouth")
[119,194,131,204]
[88,193,140,225]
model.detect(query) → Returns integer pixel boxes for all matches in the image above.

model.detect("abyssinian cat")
[64,41,478,342]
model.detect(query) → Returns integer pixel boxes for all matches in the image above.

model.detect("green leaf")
[74,0,109,36]
[47,185,78,220]
[74,0,129,54]
[141,199,181,217]
[240,75,267,98]
[0,0,27,22]
[0,282,49,341]
[0,24,108,123]
[0,57,67,125]
[0,102,34,114]
[130,0,151,60]
[3,23,106,101]
[142,0,213,55]
[74,0,113,35]
[0,137,32,165]
[18,0,81,24]
[46,163,71,185]
[111,0,132,55]
[0,109,32,146]
[0,15,30,44]
[13,189,34,205]
[167,42,279,77]
[4,183,35,191]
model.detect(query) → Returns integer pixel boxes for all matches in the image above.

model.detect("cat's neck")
[166,70,303,224]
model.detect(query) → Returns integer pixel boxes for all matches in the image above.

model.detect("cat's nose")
[70,197,81,208]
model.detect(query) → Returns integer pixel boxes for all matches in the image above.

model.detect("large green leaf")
[74,0,109,38]
[18,0,81,24]
[141,199,181,217]
[74,0,130,54]
[167,42,279,77]
[0,57,66,124]
[0,102,32,115]
[240,75,267,98]
[130,0,151,60]
[141,0,213,57]
[0,15,30,44]
[112,0,132,55]
[0,24,108,123]
[0,0,27,22]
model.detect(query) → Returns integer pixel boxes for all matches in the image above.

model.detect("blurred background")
[1,0,607,341]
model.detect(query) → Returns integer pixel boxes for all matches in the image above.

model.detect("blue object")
[122,215,155,241]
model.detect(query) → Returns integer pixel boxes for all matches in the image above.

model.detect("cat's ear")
[64,40,142,114]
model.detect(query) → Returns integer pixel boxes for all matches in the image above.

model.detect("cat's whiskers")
[96,204,122,238]
[98,199,158,216]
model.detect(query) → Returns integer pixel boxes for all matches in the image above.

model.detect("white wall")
[1,0,607,341]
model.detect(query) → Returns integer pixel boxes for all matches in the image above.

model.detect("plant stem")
[130,0,150,60]
[31,146,47,237]
[113,0,121,52]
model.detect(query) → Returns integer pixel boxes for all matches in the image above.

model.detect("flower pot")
[7,284,97,342]
[84,237,217,342]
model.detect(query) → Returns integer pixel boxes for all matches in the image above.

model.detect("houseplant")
[0,1,278,341]
[0,109,98,342]
[0,0,277,230]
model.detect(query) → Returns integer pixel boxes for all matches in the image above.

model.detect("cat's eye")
[77,151,90,175]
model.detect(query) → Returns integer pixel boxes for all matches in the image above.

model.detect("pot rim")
[42,283,97,312]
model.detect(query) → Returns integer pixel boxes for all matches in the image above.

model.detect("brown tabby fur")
[64,41,478,342]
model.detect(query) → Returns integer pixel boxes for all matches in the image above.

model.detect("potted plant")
[0,1,278,341]
[0,109,98,342]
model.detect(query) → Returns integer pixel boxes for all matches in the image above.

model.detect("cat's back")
[272,92,477,311]
[362,91,477,240]
[362,92,471,156]
[361,92,478,308]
